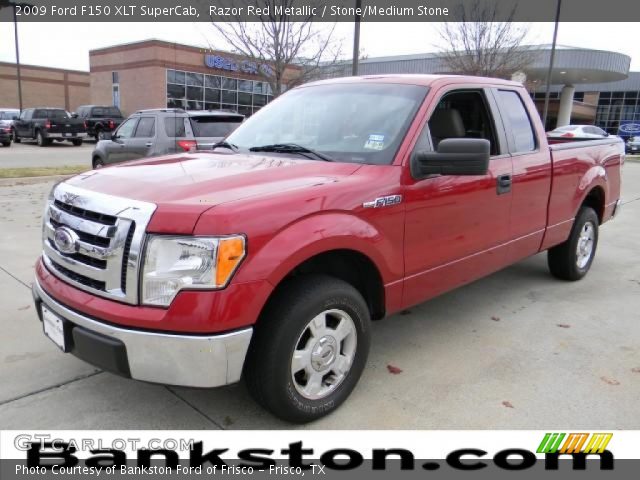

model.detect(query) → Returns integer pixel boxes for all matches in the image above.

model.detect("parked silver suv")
[91,109,243,168]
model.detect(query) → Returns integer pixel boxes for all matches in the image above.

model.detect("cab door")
[492,88,551,263]
[402,87,513,308]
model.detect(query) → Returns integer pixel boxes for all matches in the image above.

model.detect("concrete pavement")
[0,164,639,429]
[0,141,94,169]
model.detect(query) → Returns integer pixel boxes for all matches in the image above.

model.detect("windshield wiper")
[248,143,334,162]
[212,140,238,151]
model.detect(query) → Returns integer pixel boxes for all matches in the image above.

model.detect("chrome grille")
[42,182,156,304]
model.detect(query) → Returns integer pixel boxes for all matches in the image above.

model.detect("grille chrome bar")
[49,204,117,239]
[43,181,156,304]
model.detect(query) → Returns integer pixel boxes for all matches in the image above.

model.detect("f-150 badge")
[363,195,403,208]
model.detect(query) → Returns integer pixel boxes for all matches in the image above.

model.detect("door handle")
[145,142,153,147]
[497,174,512,195]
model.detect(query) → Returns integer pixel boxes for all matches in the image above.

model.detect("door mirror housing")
[71,112,78,118]
[411,138,490,179]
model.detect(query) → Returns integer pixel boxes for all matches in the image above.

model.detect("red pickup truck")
[33,75,623,422]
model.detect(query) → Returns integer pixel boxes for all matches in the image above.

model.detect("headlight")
[141,235,246,307]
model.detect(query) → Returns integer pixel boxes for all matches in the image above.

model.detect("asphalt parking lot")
[0,140,94,169]
[0,160,639,430]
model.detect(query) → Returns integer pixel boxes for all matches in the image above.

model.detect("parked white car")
[547,125,610,139]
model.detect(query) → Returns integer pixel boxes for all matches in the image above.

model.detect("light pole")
[542,0,563,130]
[352,0,362,76]
[0,0,30,111]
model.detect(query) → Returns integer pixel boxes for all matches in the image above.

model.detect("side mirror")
[411,138,490,179]
[604,132,610,137]
[12,116,18,121]
[71,112,78,118]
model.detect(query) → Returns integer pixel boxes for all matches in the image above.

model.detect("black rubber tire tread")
[244,274,371,423]
[548,206,599,281]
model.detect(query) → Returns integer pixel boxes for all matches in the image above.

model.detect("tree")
[436,0,533,79]
[210,1,342,96]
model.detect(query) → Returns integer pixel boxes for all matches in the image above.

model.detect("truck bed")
[542,137,624,250]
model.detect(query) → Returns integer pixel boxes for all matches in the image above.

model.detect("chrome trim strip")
[34,280,253,387]
[49,204,117,238]
[43,242,107,280]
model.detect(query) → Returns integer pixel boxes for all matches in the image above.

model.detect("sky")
[0,22,639,72]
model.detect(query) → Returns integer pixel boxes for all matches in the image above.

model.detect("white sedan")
[547,125,610,139]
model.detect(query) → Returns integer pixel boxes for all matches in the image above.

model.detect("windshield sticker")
[364,134,385,151]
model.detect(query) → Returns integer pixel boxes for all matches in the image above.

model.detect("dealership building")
[1,41,639,135]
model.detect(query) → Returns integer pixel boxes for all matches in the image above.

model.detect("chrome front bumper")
[33,280,253,388]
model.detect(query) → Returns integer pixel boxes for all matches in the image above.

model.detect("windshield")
[190,115,243,138]
[226,83,428,164]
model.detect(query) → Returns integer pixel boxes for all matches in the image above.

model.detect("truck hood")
[66,152,361,233]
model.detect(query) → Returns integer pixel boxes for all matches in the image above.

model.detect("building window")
[594,90,640,135]
[166,69,273,116]
[112,71,119,84]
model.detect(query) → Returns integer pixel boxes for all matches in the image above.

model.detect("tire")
[1,141,10,147]
[92,157,105,169]
[245,275,371,423]
[12,129,20,143]
[94,129,101,142]
[36,130,49,147]
[71,139,82,146]
[548,207,599,281]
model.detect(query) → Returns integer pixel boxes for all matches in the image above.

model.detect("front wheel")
[1,141,10,147]
[245,275,371,423]
[548,206,599,281]
[92,157,104,169]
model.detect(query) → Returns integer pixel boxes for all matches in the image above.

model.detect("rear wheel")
[548,207,599,281]
[36,130,49,147]
[92,157,104,169]
[1,141,10,147]
[12,129,20,143]
[71,139,82,146]
[94,129,101,142]
[245,275,371,423]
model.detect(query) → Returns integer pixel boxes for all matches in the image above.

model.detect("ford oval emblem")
[619,123,640,133]
[53,227,79,254]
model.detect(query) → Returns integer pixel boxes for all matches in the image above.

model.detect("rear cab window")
[496,90,537,153]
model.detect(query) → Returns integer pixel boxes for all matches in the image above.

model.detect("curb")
[0,174,75,187]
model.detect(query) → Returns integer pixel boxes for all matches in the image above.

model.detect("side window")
[115,117,138,139]
[33,109,46,119]
[425,90,499,156]
[19,110,28,120]
[93,107,105,118]
[164,117,186,138]
[134,117,155,138]
[497,90,536,153]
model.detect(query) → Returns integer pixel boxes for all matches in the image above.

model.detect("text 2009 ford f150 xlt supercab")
[32,75,623,423]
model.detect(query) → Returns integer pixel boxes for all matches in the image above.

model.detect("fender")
[234,211,402,289]
[575,164,608,218]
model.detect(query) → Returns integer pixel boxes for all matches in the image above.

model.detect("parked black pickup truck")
[12,108,86,146]
[76,105,124,141]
